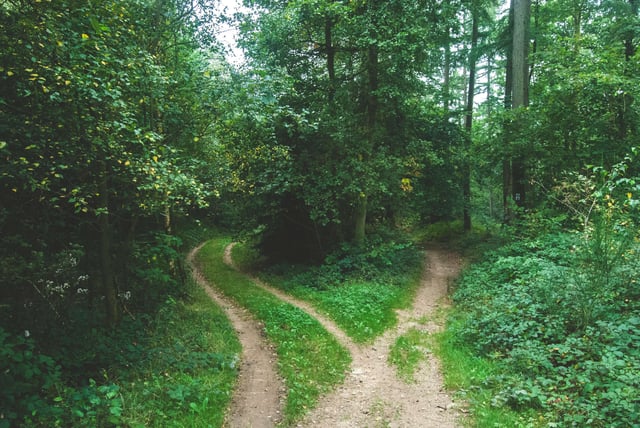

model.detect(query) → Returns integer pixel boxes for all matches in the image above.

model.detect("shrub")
[0,328,61,426]
[450,232,640,426]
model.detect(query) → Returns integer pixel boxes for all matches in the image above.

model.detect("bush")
[275,231,423,291]
[0,328,61,426]
[450,232,640,426]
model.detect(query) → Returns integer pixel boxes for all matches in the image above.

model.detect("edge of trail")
[223,242,356,353]
[187,243,284,428]
[225,241,466,427]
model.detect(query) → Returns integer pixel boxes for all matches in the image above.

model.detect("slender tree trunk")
[354,1,379,246]
[98,160,118,327]
[486,56,493,117]
[443,26,452,112]
[511,0,530,209]
[354,193,367,245]
[463,4,479,232]
[503,3,514,222]
[354,43,378,246]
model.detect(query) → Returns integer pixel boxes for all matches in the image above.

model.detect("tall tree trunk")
[98,160,118,327]
[443,26,452,112]
[354,0,379,246]
[486,56,493,117]
[354,193,367,245]
[511,0,530,208]
[463,4,479,232]
[503,3,514,222]
[354,43,378,246]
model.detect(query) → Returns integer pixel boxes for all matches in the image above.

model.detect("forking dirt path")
[190,242,465,428]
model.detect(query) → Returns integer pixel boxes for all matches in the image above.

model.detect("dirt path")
[188,244,284,428]
[224,242,465,428]
[294,246,464,428]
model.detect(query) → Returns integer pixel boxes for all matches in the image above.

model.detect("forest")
[1,0,638,426]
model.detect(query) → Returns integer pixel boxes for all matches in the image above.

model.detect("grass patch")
[388,327,431,383]
[433,320,535,428]
[234,234,424,343]
[12,276,244,428]
[116,280,242,427]
[196,236,351,425]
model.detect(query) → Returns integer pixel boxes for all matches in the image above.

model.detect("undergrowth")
[1,275,241,428]
[446,231,640,427]
[234,231,424,343]
[196,237,351,425]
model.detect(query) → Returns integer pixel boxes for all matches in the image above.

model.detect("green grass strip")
[196,237,351,425]
[118,280,241,428]
[232,241,422,344]
[388,327,432,383]
[432,317,541,428]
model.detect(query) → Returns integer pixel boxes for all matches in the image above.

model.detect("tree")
[232,0,454,257]
[0,0,217,329]
[511,0,530,208]
[463,0,480,231]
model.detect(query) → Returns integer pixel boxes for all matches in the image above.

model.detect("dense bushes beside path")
[449,232,640,427]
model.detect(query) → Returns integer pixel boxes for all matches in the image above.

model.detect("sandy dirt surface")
[188,244,285,428]
[192,241,464,427]
[293,246,465,428]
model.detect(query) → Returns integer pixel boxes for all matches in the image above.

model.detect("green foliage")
[53,380,124,427]
[0,224,241,427]
[449,228,640,426]
[226,0,467,254]
[249,232,424,342]
[115,287,240,427]
[433,326,531,428]
[388,328,432,383]
[276,231,423,290]
[0,0,221,332]
[0,329,61,426]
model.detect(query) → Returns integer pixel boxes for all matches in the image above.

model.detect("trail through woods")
[190,243,464,427]
[188,244,285,427]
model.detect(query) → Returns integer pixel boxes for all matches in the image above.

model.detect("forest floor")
[190,243,465,427]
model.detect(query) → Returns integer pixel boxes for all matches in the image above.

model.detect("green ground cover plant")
[233,231,424,343]
[446,231,640,427]
[1,276,241,428]
[389,327,432,383]
[433,326,531,427]
[115,288,241,427]
[196,237,351,425]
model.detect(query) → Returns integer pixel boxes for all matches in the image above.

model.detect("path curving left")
[188,243,284,428]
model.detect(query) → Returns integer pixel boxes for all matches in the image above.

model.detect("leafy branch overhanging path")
[192,242,464,427]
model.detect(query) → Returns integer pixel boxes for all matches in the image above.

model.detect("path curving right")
[225,242,465,428]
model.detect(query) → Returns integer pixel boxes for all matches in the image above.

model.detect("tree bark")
[503,2,514,223]
[354,2,379,246]
[354,193,367,245]
[463,3,479,232]
[98,160,118,327]
[511,0,530,208]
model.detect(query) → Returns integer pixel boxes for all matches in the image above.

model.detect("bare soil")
[192,242,465,428]
[188,244,285,428]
